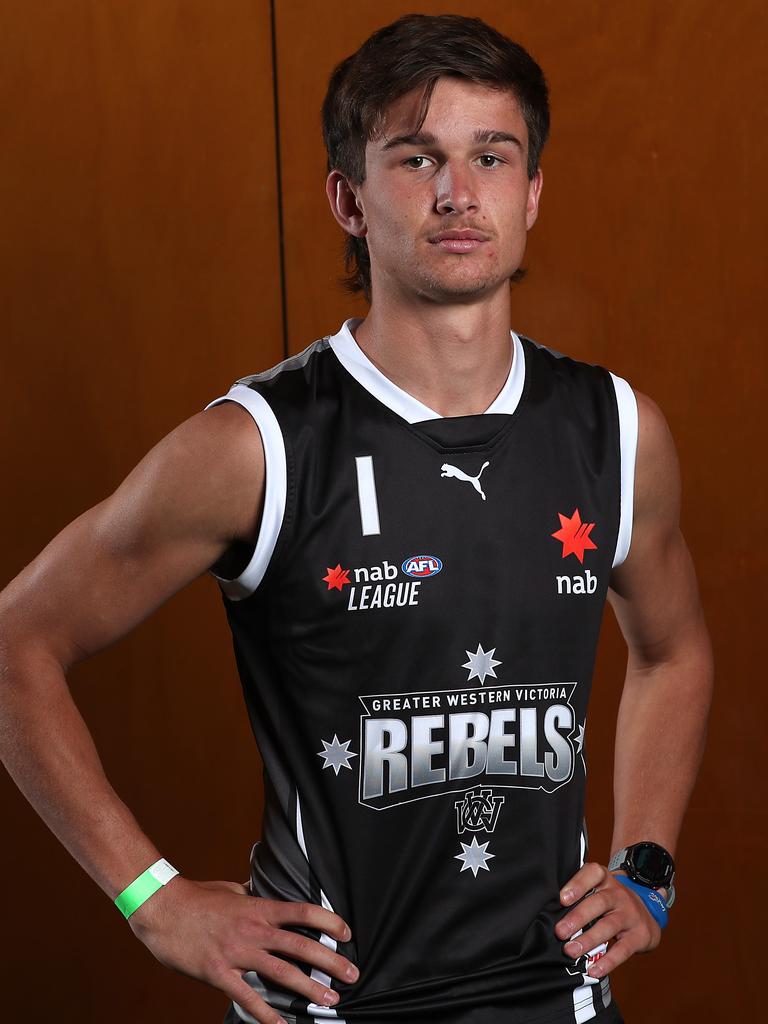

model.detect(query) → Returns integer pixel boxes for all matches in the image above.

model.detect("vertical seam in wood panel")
[269,0,289,359]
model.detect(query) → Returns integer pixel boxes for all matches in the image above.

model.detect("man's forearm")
[0,642,165,901]
[609,626,713,861]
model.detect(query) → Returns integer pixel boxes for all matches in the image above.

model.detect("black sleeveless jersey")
[204,317,638,1024]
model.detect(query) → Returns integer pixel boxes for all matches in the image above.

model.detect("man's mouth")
[432,238,486,252]
[428,229,490,253]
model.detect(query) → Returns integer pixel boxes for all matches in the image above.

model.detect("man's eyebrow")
[380,128,523,152]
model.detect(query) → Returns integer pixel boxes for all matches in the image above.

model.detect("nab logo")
[551,508,597,563]
[551,508,599,597]
[402,555,443,578]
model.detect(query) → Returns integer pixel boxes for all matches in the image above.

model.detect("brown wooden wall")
[1,2,764,1020]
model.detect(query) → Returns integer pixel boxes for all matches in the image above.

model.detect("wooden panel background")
[0,2,764,1020]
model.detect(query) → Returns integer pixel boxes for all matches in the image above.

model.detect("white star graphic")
[317,734,358,776]
[462,644,502,684]
[455,836,495,877]
[574,721,585,754]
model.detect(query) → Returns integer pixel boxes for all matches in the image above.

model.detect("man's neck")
[351,292,516,418]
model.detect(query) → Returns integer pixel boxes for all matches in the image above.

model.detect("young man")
[0,13,712,1024]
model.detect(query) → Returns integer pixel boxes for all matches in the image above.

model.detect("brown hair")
[321,13,550,304]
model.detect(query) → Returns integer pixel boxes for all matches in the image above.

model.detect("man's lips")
[429,229,490,242]
[428,229,491,253]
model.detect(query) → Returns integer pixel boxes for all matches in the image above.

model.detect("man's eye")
[478,153,503,167]
[403,155,431,169]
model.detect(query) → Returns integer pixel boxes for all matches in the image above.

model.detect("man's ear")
[325,171,367,238]
[526,167,543,230]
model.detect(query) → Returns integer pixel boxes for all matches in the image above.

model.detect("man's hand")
[555,863,661,978]
[128,876,358,1024]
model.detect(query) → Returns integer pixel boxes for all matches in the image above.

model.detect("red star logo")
[551,508,597,563]
[323,564,351,591]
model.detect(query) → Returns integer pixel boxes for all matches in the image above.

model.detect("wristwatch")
[609,841,676,908]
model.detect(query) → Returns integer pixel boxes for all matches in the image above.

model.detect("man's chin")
[413,271,504,302]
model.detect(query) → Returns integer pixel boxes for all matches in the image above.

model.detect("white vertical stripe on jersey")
[609,372,639,569]
[601,974,612,1008]
[571,825,598,1021]
[355,455,381,536]
[294,787,348,1023]
[231,791,350,1023]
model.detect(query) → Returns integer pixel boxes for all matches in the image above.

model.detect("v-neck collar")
[327,317,526,425]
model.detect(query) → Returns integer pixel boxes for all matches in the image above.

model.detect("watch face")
[629,842,675,886]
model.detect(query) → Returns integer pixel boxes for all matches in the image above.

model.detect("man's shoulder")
[232,335,333,390]
[172,400,266,499]
[516,332,631,406]
[517,331,625,379]
[516,332,570,362]
[633,389,678,501]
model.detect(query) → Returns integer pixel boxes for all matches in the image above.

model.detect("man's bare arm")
[0,401,265,899]
[554,389,713,978]
[0,401,356,1022]
[606,390,713,861]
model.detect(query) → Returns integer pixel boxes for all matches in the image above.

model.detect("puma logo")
[440,461,490,501]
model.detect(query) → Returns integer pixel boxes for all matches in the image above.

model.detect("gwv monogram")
[441,461,490,501]
[455,787,505,834]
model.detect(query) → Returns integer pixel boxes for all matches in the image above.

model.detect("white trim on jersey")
[568,823,613,1022]
[294,788,348,1023]
[203,384,287,601]
[329,317,526,423]
[600,974,613,1009]
[609,372,638,569]
[570,824,597,1022]
[231,789,348,1024]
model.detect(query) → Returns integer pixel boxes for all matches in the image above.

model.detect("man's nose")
[434,161,479,215]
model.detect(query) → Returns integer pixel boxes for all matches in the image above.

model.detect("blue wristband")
[612,873,669,930]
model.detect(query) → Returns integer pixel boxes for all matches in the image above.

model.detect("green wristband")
[114,858,179,920]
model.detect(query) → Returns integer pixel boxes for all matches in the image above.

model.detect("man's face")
[351,76,542,303]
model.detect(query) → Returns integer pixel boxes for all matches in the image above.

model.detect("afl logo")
[402,554,443,578]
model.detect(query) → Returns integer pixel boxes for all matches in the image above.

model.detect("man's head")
[321,14,550,305]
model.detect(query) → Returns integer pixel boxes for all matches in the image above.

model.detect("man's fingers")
[559,861,608,905]
[556,888,612,941]
[555,864,666,985]
[266,928,357,986]
[262,897,351,945]
[218,969,287,1024]
[239,953,342,1011]
[225,894,356,1013]
[586,935,637,979]
[563,913,622,958]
